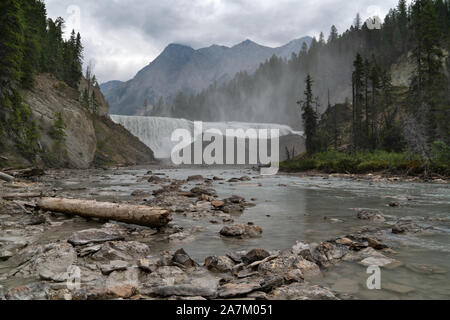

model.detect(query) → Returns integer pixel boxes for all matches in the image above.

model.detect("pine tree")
[298,75,318,155]
[0,0,24,96]
[352,53,365,151]
[410,0,447,145]
[328,25,339,44]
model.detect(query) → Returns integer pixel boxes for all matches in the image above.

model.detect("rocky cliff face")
[1,74,155,169]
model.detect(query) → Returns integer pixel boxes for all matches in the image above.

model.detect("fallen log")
[2,192,43,200]
[0,172,14,182]
[37,197,172,228]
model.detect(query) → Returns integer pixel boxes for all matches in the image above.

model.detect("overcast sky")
[44,0,402,83]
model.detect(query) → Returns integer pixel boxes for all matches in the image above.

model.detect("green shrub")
[432,141,450,163]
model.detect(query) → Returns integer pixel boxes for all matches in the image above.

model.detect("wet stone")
[205,255,235,273]
[149,284,217,298]
[5,282,50,300]
[100,260,129,275]
[242,249,270,265]
[220,224,263,238]
[68,228,125,246]
[382,283,415,294]
[218,281,261,298]
[405,264,447,275]
[268,283,338,300]
[172,249,198,268]
[357,210,386,223]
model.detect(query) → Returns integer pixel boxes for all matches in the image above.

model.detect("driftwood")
[37,197,171,228]
[0,172,14,182]
[2,193,43,200]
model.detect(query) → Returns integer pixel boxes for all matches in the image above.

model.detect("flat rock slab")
[269,283,338,300]
[382,283,415,294]
[405,263,447,275]
[218,282,261,298]
[68,229,125,246]
[150,284,217,298]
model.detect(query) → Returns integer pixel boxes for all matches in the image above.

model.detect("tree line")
[0,0,84,161]
[164,0,449,161]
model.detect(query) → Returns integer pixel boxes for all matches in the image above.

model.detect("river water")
[2,167,449,299]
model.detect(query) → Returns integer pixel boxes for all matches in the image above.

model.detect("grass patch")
[280,150,450,176]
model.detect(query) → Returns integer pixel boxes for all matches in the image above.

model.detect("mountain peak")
[234,39,258,47]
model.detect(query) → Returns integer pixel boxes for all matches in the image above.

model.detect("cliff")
[0,74,155,169]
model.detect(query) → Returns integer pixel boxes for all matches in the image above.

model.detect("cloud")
[44,0,401,83]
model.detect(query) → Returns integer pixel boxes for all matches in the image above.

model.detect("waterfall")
[110,115,303,159]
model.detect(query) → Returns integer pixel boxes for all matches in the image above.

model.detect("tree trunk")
[37,198,171,228]
[0,172,14,182]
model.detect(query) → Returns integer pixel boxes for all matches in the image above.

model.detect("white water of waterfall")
[110,115,304,159]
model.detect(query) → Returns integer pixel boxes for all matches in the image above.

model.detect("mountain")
[102,37,312,116]
[99,80,124,96]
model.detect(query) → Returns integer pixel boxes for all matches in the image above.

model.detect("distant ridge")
[102,37,312,116]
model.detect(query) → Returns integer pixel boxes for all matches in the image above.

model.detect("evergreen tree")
[328,25,339,44]
[298,75,318,155]
[352,53,365,151]
[0,0,24,96]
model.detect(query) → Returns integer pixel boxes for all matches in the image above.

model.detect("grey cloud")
[44,0,401,82]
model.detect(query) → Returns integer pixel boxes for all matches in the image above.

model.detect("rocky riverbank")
[0,168,448,300]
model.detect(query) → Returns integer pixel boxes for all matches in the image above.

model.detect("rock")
[150,284,217,298]
[269,283,338,300]
[392,221,432,234]
[335,238,353,246]
[187,175,204,181]
[357,210,386,223]
[106,267,141,289]
[68,228,125,246]
[311,242,349,266]
[247,291,268,300]
[220,224,263,238]
[0,250,13,261]
[100,260,129,275]
[14,242,78,282]
[242,249,270,264]
[405,264,447,275]
[239,176,251,181]
[172,249,198,268]
[324,217,344,223]
[143,266,188,288]
[389,201,400,207]
[148,175,169,184]
[258,253,321,281]
[5,283,50,300]
[190,187,216,197]
[218,281,261,298]
[359,256,400,268]
[26,214,47,226]
[292,241,314,261]
[205,256,235,273]
[78,244,102,257]
[213,176,224,181]
[367,238,388,250]
[107,284,138,299]
[382,283,415,294]
[226,195,245,204]
[91,241,149,262]
[138,257,159,273]
[211,200,225,208]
